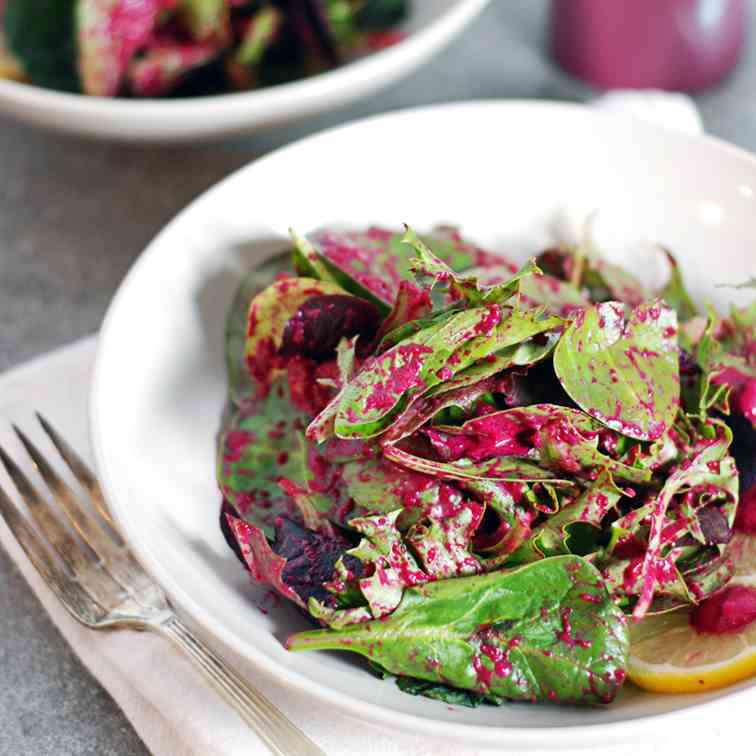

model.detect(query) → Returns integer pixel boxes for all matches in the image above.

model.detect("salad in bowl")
[217,221,755,708]
[0,0,409,98]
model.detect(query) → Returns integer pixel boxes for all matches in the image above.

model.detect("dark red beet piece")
[697,505,732,545]
[735,486,756,534]
[535,248,573,281]
[725,411,756,493]
[273,517,363,606]
[690,585,756,634]
[679,348,700,378]
[281,294,381,362]
[219,504,363,606]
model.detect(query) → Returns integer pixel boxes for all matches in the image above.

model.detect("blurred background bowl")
[0,0,489,143]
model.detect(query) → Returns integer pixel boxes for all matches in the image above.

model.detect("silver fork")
[0,413,326,756]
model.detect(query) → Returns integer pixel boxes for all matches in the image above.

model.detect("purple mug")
[551,0,747,92]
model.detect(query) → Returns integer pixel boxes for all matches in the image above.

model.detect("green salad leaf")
[4,0,79,91]
[218,220,753,710]
[288,555,629,705]
[218,383,310,539]
[554,301,680,441]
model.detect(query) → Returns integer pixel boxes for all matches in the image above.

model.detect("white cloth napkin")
[0,95,737,756]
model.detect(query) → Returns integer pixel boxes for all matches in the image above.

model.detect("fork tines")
[0,414,140,622]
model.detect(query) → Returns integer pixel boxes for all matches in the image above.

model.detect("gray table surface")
[2,2,756,754]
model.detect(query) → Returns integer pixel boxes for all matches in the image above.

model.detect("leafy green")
[641,438,736,567]
[77,0,163,96]
[217,221,752,709]
[300,226,508,313]
[383,444,573,484]
[404,226,541,306]
[422,405,650,484]
[657,249,697,322]
[395,677,495,707]
[340,456,446,528]
[333,306,504,438]
[583,259,647,306]
[178,0,229,43]
[518,273,589,317]
[554,301,680,441]
[224,255,289,405]
[226,515,306,609]
[4,0,79,91]
[288,556,629,704]
[522,474,622,560]
[218,382,310,539]
[354,0,409,30]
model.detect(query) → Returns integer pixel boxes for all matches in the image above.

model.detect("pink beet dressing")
[363,344,433,412]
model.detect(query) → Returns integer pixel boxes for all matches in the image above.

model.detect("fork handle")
[158,615,327,756]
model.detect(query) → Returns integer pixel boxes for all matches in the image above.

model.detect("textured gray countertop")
[2,2,756,754]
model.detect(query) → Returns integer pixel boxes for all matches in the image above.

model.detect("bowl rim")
[90,99,756,747]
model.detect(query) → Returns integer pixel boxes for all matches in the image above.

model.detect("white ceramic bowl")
[0,0,488,142]
[91,102,756,749]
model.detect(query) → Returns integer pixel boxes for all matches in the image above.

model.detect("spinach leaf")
[395,677,495,708]
[5,0,79,91]
[583,259,647,306]
[657,249,697,322]
[554,301,679,441]
[404,226,541,306]
[354,0,409,30]
[383,374,501,444]
[383,444,572,485]
[299,225,507,312]
[333,306,502,438]
[224,255,290,405]
[340,456,448,529]
[288,555,629,705]
[518,273,590,317]
[218,382,310,539]
[524,473,622,559]
[631,438,737,619]
[423,405,650,484]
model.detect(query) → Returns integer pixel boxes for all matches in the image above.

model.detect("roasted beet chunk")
[535,248,573,281]
[281,294,381,361]
[696,505,732,545]
[273,517,362,605]
[725,412,756,493]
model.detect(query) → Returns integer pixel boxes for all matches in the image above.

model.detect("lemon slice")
[628,532,756,694]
